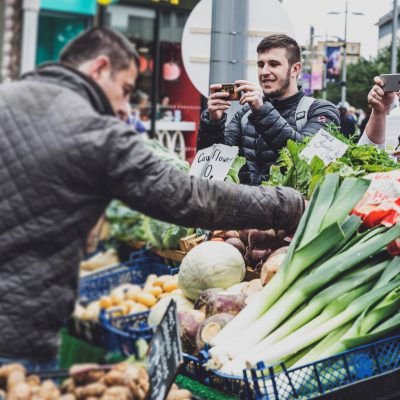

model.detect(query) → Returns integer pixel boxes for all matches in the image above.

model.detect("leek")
[210,176,370,348]
[293,322,354,368]
[248,280,400,367]
[243,262,386,352]
[212,224,400,361]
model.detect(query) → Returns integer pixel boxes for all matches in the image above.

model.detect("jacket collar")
[264,89,305,111]
[21,63,115,116]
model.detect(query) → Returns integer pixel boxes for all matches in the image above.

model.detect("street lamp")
[328,1,364,103]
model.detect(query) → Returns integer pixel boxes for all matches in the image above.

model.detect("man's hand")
[235,80,264,111]
[368,76,396,115]
[207,84,231,121]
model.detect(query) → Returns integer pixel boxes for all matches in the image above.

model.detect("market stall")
[4,126,400,400]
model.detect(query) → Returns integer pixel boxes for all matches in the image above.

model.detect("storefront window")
[36,12,88,65]
[108,1,202,162]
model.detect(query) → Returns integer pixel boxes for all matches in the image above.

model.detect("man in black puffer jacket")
[0,28,305,370]
[197,34,340,185]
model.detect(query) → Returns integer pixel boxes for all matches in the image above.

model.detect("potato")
[153,275,174,288]
[100,386,133,400]
[125,285,142,301]
[163,280,178,293]
[135,292,156,308]
[103,370,125,387]
[75,382,106,398]
[60,378,75,394]
[60,394,77,400]
[166,388,192,400]
[7,382,31,400]
[7,369,26,391]
[26,375,40,387]
[0,364,25,379]
[144,286,163,298]
[36,379,61,399]
[143,274,158,289]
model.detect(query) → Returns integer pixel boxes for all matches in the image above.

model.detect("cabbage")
[178,241,246,300]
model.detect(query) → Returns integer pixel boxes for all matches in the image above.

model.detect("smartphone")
[210,83,242,101]
[380,74,400,92]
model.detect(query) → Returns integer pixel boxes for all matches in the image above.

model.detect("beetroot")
[223,230,239,239]
[178,310,205,354]
[205,292,247,318]
[244,246,271,268]
[196,313,234,351]
[225,237,246,255]
[239,229,251,246]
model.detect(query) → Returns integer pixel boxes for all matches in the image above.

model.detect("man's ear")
[89,55,112,81]
[292,62,301,78]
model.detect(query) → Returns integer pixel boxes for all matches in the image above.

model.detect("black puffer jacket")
[0,64,305,360]
[197,90,340,185]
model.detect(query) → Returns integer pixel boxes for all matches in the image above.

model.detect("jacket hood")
[21,63,115,116]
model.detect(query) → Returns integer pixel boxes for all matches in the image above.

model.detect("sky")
[280,0,393,59]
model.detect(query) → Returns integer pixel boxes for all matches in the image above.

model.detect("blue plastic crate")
[99,310,153,358]
[178,334,400,400]
[79,254,179,303]
[68,253,178,351]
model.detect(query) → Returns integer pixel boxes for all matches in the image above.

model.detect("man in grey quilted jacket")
[0,28,304,369]
[198,34,340,185]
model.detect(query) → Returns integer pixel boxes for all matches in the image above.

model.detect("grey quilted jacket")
[198,90,340,185]
[0,64,304,360]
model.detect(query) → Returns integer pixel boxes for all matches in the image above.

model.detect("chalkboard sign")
[148,299,183,400]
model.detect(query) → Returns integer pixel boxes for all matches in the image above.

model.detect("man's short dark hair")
[60,27,140,73]
[257,34,301,66]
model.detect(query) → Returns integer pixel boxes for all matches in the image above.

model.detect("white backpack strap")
[295,96,316,132]
[240,108,252,132]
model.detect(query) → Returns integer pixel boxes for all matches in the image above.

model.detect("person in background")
[359,76,398,148]
[197,34,340,185]
[0,27,305,371]
[348,105,358,124]
[338,101,356,139]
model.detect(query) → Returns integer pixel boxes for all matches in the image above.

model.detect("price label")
[190,144,238,181]
[148,300,183,400]
[300,128,348,165]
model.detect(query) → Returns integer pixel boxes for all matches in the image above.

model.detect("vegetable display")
[106,201,194,251]
[194,174,400,376]
[263,124,399,198]
[0,362,192,400]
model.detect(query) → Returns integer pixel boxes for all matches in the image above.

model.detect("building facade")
[377,9,400,52]
[0,0,202,162]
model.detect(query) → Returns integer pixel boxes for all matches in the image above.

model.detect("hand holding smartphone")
[209,83,242,101]
[379,74,400,92]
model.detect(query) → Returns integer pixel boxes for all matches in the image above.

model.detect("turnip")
[196,313,234,351]
[205,293,247,318]
[260,246,289,286]
[194,288,222,312]
[178,310,205,354]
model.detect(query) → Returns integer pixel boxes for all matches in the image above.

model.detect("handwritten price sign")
[301,129,348,165]
[189,144,239,181]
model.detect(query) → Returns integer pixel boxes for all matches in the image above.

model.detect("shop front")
[106,0,201,162]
